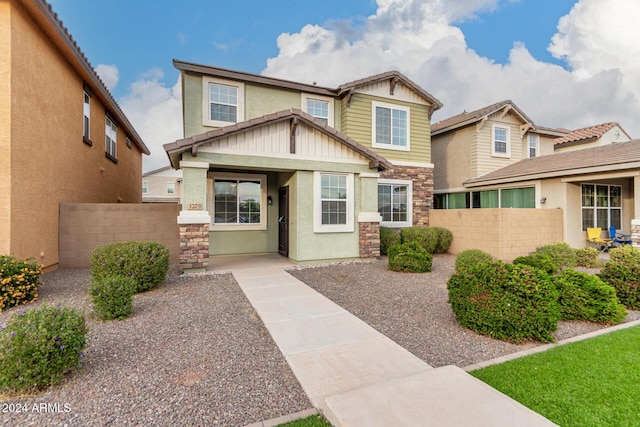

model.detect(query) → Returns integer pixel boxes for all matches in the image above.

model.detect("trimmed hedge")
[380,227,401,256]
[0,256,42,312]
[574,247,600,268]
[599,246,640,309]
[90,241,169,293]
[399,227,452,254]
[447,261,560,343]
[88,275,137,320]
[535,242,576,269]
[553,269,626,324]
[513,253,558,275]
[454,249,494,272]
[388,241,433,273]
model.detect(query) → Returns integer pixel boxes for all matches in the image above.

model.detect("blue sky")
[47,0,640,172]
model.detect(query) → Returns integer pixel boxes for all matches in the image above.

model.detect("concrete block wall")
[59,203,181,268]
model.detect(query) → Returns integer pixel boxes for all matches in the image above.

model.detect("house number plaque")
[188,203,203,210]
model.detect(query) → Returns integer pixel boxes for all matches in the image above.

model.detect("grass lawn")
[471,325,640,427]
[277,414,332,427]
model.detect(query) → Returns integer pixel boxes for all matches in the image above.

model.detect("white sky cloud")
[95,64,119,91]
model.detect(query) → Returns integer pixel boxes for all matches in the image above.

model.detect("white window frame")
[202,76,245,128]
[301,93,334,127]
[209,172,267,231]
[83,91,91,141]
[491,124,510,158]
[528,134,538,158]
[142,181,148,194]
[378,179,412,227]
[314,171,354,233]
[581,183,622,231]
[105,116,117,159]
[166,182,175,195]
[372,101,410,152]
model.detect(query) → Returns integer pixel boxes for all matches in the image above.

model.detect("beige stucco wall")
[0,1,11,255]
[7,2,143,269]
[432,125,474,191]
[430,208,563,262]
[59,203,181,267]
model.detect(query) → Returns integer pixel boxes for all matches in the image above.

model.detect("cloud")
[263,0,640,137]
[95,64,119,91]
[119,70,183,173]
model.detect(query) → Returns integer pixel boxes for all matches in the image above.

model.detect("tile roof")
[553,122,630,147]
[431,100,533,134]
[465,139,640,186]
[164,109,393,171]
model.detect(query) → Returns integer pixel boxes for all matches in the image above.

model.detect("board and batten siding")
[473,112,524,179]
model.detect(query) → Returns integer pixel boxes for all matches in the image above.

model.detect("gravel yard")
[290,254,640,368]
[0,268,310,427]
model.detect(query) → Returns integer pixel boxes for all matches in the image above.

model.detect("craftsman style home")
[0,0,149,270]
[164,60,442,271]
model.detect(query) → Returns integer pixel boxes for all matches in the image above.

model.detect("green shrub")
[388,241,433,273]
[400,227,452,254]
[599,248,640,309]
[433,227,453,253]
[454,249,494,272]
[0,256,42,312]
[574,247,601,268]
[380,227,401,256]
[0,303,86,393]
[447,261,560,343]
[90,241,169,292]
[88,275,136,320]
[553,269,626,324]
[513,253,558,275]
[536,242,576,269]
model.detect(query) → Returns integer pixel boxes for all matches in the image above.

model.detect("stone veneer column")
[631,219,640,249]
[380,164,434,226]
[178,160,211,273]
[358,212,382,258]
[179,223,209,271]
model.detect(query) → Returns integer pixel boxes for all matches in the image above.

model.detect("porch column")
[178,161,211,273]
[359,172,382,258]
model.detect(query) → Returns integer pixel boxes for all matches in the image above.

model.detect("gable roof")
[23,0,149,154]
[464,139,640,187]
[164,108,393,171]
[554,122,632,148]
[431,100,533,135]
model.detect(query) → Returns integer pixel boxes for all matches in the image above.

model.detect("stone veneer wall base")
[179,223,210,271]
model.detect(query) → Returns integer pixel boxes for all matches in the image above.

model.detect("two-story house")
[1,0,149,270]
[142,166,182,204]
[164,60,442,272]
[431,100,640,249]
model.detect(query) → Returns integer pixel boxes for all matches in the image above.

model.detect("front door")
[278,186,289,256]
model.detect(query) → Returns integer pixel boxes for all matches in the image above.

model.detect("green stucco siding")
[341,93,432,164]
[183,72,203,138]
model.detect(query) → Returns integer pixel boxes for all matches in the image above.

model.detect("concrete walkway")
[213,255,557,426]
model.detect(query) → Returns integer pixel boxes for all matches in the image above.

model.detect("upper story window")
[492,124,510,157]
[142,181,148,194]
[105,116,117,161]
[202,77,244,128]
[528,134,538,158]
[301,94,334,127]
[166,182,175,194]
[83,91,91,145]
[372,101,410,151]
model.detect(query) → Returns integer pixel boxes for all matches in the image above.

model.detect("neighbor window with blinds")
[492,124,510,157]
[202,77,244,127]
[105,116,117,161]
[581,184,622,231]
[211,173,266,230]
[83,91,91,143]
[372,101,410,151]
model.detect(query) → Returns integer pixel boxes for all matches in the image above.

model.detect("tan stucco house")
[431,100,639,250]
[164,60,442,272]
[142,166,182,204]
[1,0,149,270]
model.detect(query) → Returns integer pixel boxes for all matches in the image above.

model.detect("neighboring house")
[164,60,442,271]
[142,166,182,204]
[0,0,149,270]
[431,100,639,249]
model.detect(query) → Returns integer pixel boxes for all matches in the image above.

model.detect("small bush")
[88,275,136,320]
[536,242,576,269]
[400,227,452,254]
[553,269,626,324]
[513,253,558,275]
[433,227,453,253]
[574,247,601,268]
[380,227,401,256]
[447,261,560,343]
[599,247,640,309]
[90,241,169,292]
[0,256,42,312]
[454,249,494,272]
[0,304,86,393]
[388,241,433,273]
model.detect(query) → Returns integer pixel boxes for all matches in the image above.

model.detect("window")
[211,173,266,230]
[378,180,412,227]
[302,94,334,126]
[314,172,354,232]
[436,187,534,209]
[142,181,148,194]
[166,182,175,195]
[492,125,510,157]
[83,91,91,144]
[500,187,535,208]
[105,116,117,161]
[372,101,410,151]
[581,184,622,231]
[528,134,538,158]
[472,190,499,208]
[202,77,244,127]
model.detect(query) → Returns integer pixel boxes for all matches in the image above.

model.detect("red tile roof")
[554,122,630,147]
